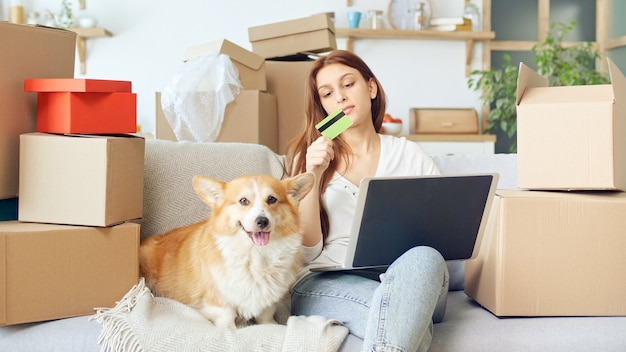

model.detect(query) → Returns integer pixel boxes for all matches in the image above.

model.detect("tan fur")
[139,173,314,328]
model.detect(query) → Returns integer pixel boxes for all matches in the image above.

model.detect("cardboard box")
[156,91,278,152]
[24,78,137,134]
[516,58,626,190]
[155,92,178,142]
[0,221,139,325]
[0,23,76,199]
[465,189,626,317]
[216,90,277,150]
[183,39,267,91]
[248,14,336,59]
[409,108,479,134]
[19,133,144,227]
[265,60,314,154]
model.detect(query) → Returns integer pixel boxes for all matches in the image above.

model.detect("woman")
[285,50,449,352]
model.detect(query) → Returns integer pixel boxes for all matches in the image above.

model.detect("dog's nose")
[256,216,269,229]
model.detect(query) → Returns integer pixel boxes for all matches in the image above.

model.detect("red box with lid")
[24,78,137,134]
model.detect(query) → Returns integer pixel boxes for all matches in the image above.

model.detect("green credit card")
[315,108,353,140]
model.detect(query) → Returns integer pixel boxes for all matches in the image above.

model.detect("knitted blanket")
[90,279,348,352]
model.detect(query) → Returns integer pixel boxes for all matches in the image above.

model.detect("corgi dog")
[139,173,314,329]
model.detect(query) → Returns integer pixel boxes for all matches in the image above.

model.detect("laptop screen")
[350,174,497,267]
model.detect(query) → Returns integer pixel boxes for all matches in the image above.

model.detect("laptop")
[312,173,498,272]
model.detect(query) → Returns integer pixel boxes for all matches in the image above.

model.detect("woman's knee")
[392,246,446,276]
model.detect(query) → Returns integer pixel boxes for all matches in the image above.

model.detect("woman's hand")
[305,136,334,177]
[298,136,333,248]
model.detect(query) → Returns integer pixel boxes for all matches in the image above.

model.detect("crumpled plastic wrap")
[161,53,242,142]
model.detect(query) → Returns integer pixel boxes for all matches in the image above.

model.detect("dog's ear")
[192,175,226,206]
[283,173,315,203]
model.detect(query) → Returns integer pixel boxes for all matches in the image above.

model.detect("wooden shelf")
[399,134,497,155]
[69,27,113,74]
[335,28,495,76]
[336,28,495,41]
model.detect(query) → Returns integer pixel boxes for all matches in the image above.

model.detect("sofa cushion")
[137,139,285,239]
[433,153,518,190]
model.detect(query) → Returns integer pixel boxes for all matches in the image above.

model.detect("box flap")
[607,57,626,105]
[516,62,548,105]
[607,57,626,192]
[517,84,614,104]
[24,79,132,93]
[183,39,264,71]
[248,13,335,42]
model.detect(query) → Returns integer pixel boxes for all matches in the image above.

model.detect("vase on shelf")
[463,0,482,31]
[412,1,431,30]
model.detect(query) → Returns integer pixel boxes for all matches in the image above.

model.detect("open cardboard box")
[156,58,313,155]
[156,91,278,152]
[183,39,267,91]
[516,58,626,190]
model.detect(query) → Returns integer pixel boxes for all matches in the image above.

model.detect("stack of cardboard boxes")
[0,23,142,326]
[19,78,142,227]
[156,13,336,154]
[465,59,626,317]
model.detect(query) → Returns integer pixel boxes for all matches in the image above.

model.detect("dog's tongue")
[252,232,270,246]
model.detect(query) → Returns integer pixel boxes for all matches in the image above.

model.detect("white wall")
[7,0,485,135]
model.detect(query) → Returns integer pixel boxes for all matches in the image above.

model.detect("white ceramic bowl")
[78,18,98,28]
[381,122,402,134]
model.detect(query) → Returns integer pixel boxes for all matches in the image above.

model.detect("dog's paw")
[213,319,237,329]
[255,316,278,325]
[199,305,237,329]
[254,306,278,324]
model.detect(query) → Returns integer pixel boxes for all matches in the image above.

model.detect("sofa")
[2,138,626,351]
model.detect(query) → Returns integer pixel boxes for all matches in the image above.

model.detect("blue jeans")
[291,246,449,352]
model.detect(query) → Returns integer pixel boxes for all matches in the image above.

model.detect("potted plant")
[55,0,74,29]
[468,21,610,152]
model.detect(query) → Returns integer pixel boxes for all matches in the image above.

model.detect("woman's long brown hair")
[284,50,387,240]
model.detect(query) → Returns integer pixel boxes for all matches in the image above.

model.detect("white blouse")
[298,134,440,279]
